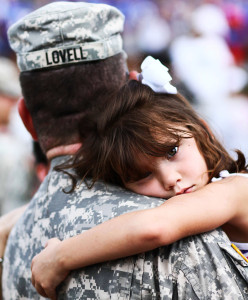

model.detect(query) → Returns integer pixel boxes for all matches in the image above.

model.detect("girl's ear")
[18,97,38,141]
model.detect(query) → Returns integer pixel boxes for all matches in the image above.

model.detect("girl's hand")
[31,238,70,300]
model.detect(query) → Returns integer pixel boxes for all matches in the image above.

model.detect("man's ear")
[18,97,38,141]
[129,71,139,81]
[35,163,49,183]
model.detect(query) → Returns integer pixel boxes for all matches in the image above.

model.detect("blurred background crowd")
[1,0,248,215]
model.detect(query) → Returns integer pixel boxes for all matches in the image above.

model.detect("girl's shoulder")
[212,170,248,182]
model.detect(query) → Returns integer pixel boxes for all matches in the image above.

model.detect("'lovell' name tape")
[45,47,87,65]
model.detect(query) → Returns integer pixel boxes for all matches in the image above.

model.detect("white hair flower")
[138,56,177,94]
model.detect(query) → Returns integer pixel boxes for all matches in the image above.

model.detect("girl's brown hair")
[56,80,247,191]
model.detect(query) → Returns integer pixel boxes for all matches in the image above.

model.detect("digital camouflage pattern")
[7,2,124,72]
[2,156,248,299]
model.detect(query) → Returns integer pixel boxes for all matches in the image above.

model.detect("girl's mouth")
[176,185,194,195]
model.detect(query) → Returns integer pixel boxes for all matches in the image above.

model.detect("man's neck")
[46,143,82,160]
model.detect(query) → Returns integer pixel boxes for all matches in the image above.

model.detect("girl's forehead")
[152,127,191,143]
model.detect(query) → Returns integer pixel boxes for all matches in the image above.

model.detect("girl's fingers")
[46,288,57,300]
[35,283,48,298]
[31,275,35,287]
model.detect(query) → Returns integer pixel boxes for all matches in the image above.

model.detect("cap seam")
[58,12,65,48]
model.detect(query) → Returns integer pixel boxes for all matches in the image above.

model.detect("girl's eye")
[138,172,152,181]
[133,171,152,183]
[166,146,178,159]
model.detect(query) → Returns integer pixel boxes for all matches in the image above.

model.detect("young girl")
[31,57,248,299]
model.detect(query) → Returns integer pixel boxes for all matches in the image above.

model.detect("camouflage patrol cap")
[7,1,125,72]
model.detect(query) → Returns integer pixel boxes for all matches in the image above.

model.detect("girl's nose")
[158,161,182,191]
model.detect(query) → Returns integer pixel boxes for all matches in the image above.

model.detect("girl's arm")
[31,176,248,299]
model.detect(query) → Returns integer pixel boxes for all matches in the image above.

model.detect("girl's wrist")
[56,240,71,272]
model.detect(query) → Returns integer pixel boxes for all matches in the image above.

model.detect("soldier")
[2,2,248,299]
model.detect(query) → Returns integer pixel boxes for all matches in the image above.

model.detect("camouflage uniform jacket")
[2,156,248,299]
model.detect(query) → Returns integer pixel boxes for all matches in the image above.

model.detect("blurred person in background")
[223,1,248,66]
[170,3,248,157]
[124,0,172,69]
[0,57,34,215]
[0,57,20,129]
